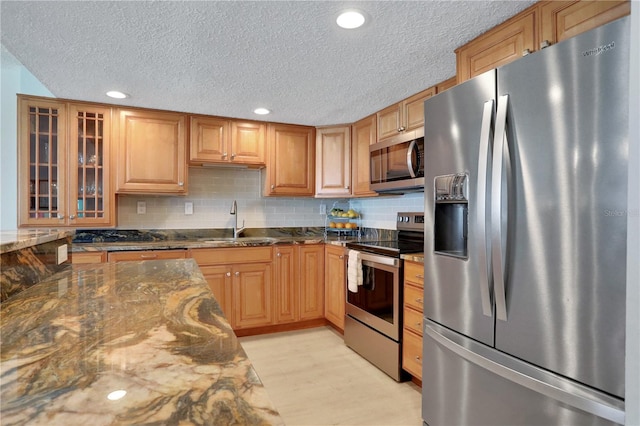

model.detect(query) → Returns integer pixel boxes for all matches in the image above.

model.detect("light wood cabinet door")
[17,96,115,228]
[403,87,436,133]
[299,244,325,320]
[324,244,346,330]
[71,251,107,264]
[189,116,230,163]
[273,245,298,324]
[402,328,423,380]
[315,126,351,197]
[200,264,233,321]
[538,0,630,46]
[232,262,273,329]
[377,103,403,141]
[116,109,187,194]
[231,120,266,165]
[351,114,377,197]
[456,7,537,83]
[376,86,435,142]
[265,123,315,196]
[190,117,265,166]
[436,76,457,94]
[107,249,187,262]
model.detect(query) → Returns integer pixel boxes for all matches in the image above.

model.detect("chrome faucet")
[230,200,245,238]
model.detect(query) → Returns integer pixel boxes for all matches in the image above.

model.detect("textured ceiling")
[1,1,536,126]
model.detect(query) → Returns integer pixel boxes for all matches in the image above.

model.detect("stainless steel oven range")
[344,212,424,381]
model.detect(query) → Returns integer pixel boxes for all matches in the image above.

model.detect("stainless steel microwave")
[369,128,425,193]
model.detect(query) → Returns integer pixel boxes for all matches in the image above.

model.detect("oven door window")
[347,261,396,324]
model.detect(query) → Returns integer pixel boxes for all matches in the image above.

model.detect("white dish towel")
[347,250,363,293]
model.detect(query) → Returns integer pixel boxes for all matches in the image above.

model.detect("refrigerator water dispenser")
[433,173,468,258]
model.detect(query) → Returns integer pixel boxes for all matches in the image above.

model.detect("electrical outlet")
[137,201,146,214]
[185,202,193,215]
[57,244,68,264]
[319,204,326,214]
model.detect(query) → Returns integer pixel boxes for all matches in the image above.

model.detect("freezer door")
[423,71,495,346]
[493,17,629,398]
[422,321,624,426]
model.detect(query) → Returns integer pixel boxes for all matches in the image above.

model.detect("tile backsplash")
[116,167,424,230]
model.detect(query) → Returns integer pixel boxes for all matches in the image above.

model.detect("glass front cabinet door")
[18,96,113,227]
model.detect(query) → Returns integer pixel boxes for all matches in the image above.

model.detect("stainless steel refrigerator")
[422,16,629,426]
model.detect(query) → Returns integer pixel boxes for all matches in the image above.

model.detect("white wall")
[117,166,424,230]
[0,46,53,229]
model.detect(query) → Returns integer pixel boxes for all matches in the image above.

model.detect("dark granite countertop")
[0,259,283,425]
[0,229,74,254]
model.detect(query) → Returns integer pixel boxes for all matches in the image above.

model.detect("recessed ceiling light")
[106,91,128,99]
[336,10,365,29]
[254,108,270,115]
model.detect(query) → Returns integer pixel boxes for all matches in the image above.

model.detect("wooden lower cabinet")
[402,260,425,380]
[107,249,187,262]
[324,244,346,330]
[190,246,272,330]
[273,244,325,324]
[72,251,107,264]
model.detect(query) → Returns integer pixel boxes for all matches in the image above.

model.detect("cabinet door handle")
[235,271,240,276]
[398,126,406,132]
[339,255,344,259]
[277,252,281,257]
[415,298,423,303]
[522,49,532,56]
[415,356,421,362]
[226,272,231,277]
[68,214,75,219]
[231,153,236,159]
[140,254,158,259]
[57,214,65,219]
[415,274,424,279]
[271,184,275,190]
[178,182,184,186]
[416,321,422,327]
[222,152,228,158]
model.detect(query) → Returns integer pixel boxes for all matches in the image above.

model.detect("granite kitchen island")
[0,258,283,425]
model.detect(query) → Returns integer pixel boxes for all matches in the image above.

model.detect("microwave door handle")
[491,95,510,322]
[477,100,494,317]
[406,139,417,178]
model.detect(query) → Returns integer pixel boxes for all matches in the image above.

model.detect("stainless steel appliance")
[370,130,425,193]
[344,212,424,381]
[422,17,629,426]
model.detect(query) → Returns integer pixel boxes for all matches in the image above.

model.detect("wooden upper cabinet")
[538,0,630,47]
[351,114,377,197]
[377,86,435,142]
[264,123,315,196]
[456,6,537,83]
[17,95,115,228]
[315,126,351,197]
[436,76,457,93]
[116,109,187,195]
[189,116,265,166]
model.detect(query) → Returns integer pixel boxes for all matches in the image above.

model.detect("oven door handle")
[359,252,399,267]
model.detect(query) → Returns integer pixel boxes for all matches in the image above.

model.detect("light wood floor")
[239,326,423,426]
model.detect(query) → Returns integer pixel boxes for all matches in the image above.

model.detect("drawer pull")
[416,322,422,327]
[140,254,158,259]
[415,298,423,303]
[415,274,424,279]
[415,356,422,363]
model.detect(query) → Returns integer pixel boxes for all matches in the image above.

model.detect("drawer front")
[108,249,187,262]
[404,306,423,336]
[404,283,424,312]
[402,328,423,380]
[190,246,272,265]
[404,261,424,287]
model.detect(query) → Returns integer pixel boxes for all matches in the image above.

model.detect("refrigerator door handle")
[476,100,494,317]
[424,324,625,425]
[491,94,510,321]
